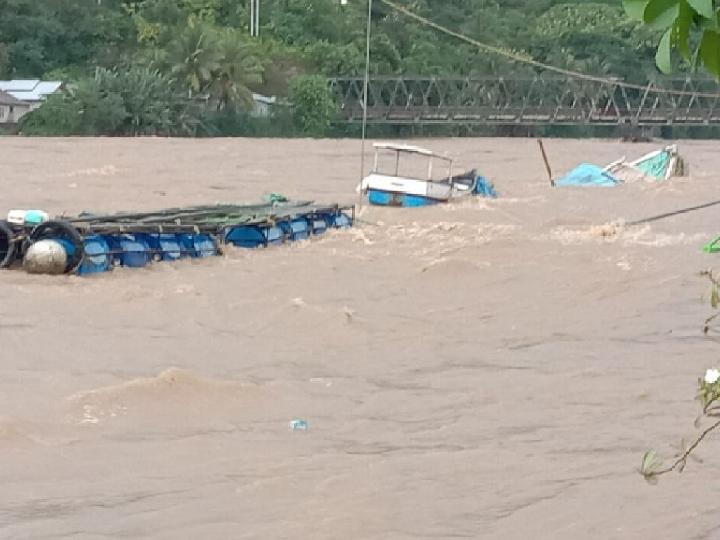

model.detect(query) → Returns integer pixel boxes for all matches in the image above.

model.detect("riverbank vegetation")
[0,0,709,136]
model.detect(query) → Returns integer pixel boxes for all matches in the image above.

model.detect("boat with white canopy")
[358,143,496,207]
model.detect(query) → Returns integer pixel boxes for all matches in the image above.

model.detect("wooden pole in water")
[537,139,555,187]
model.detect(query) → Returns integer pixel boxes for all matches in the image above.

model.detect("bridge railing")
[329,77,720,126]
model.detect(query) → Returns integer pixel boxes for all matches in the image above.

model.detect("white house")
[0,90,31,125]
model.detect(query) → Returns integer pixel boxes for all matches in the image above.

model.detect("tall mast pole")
[360,0,372,180]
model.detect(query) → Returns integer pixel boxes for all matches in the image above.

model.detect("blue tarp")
[555,163,620,187]
[475,175,498,197]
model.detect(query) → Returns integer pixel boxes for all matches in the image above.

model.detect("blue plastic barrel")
[276,219,311,241]
[77,235,111,275]
[311,214,330,235]
[194,234,218,258]
[137,233,182,262]
[264,224,284,245]
[289,217,310,240]
[224,225,267,248]
[330,212,353,228]
[104,234,150,268]
[277,220,292,239]
[177,233,217,258]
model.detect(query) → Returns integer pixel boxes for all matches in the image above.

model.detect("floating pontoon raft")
[0,199,353,276]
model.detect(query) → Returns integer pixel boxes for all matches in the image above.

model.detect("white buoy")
[23,240,68,275]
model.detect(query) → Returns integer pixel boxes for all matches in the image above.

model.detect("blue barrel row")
[66,211,352,275]
[223,212,351,248]
[73,232,217,275]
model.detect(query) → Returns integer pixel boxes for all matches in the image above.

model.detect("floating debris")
[704,236,720,254]
[555,145,689,187]
[289,419,308,432]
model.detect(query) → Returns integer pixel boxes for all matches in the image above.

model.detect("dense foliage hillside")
[0,0,666,135]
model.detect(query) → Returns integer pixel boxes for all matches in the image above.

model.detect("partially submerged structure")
[0,199,353,276]
[555,145,689,187]
[358,143,496,207]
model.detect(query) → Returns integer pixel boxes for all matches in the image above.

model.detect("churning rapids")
[1,137,719,539]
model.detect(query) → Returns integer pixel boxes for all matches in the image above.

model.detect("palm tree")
[209,30,264,110]
[164,20,221,96]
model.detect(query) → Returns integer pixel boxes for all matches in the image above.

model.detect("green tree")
[20,92,84,135]
[163,20,221,95]
[0,0,134,77]
[0,43,9,78]
[22,66,201,136]
[534,3,657,81]
[288,74,336,136]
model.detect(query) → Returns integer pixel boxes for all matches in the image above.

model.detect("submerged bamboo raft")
[0,199,354,276]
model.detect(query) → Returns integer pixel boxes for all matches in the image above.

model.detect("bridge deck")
[330,77,720,126]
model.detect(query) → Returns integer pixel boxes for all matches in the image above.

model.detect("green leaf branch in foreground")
[624,0,720,76]
[641,271,720,482]
[640,373,720,481]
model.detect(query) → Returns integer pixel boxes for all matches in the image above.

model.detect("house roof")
[0,80,40,92]
[0,80,62,102]
[0,90,24,106]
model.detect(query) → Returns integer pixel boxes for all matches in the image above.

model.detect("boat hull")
[367,189,443,207]
[362,172,496,207]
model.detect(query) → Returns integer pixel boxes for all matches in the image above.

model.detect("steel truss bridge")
[329,76,720,126]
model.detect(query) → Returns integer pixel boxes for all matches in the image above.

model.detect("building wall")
[13,103,33,123]
[0,103,33,124]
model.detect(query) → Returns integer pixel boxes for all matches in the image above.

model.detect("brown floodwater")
[0,137,719,539]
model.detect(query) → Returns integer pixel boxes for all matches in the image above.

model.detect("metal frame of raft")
[0,201,355,275]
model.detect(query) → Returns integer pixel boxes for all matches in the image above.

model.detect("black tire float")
[0,220,16,268]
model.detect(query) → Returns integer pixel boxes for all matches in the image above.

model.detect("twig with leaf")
[641,270,720,482]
